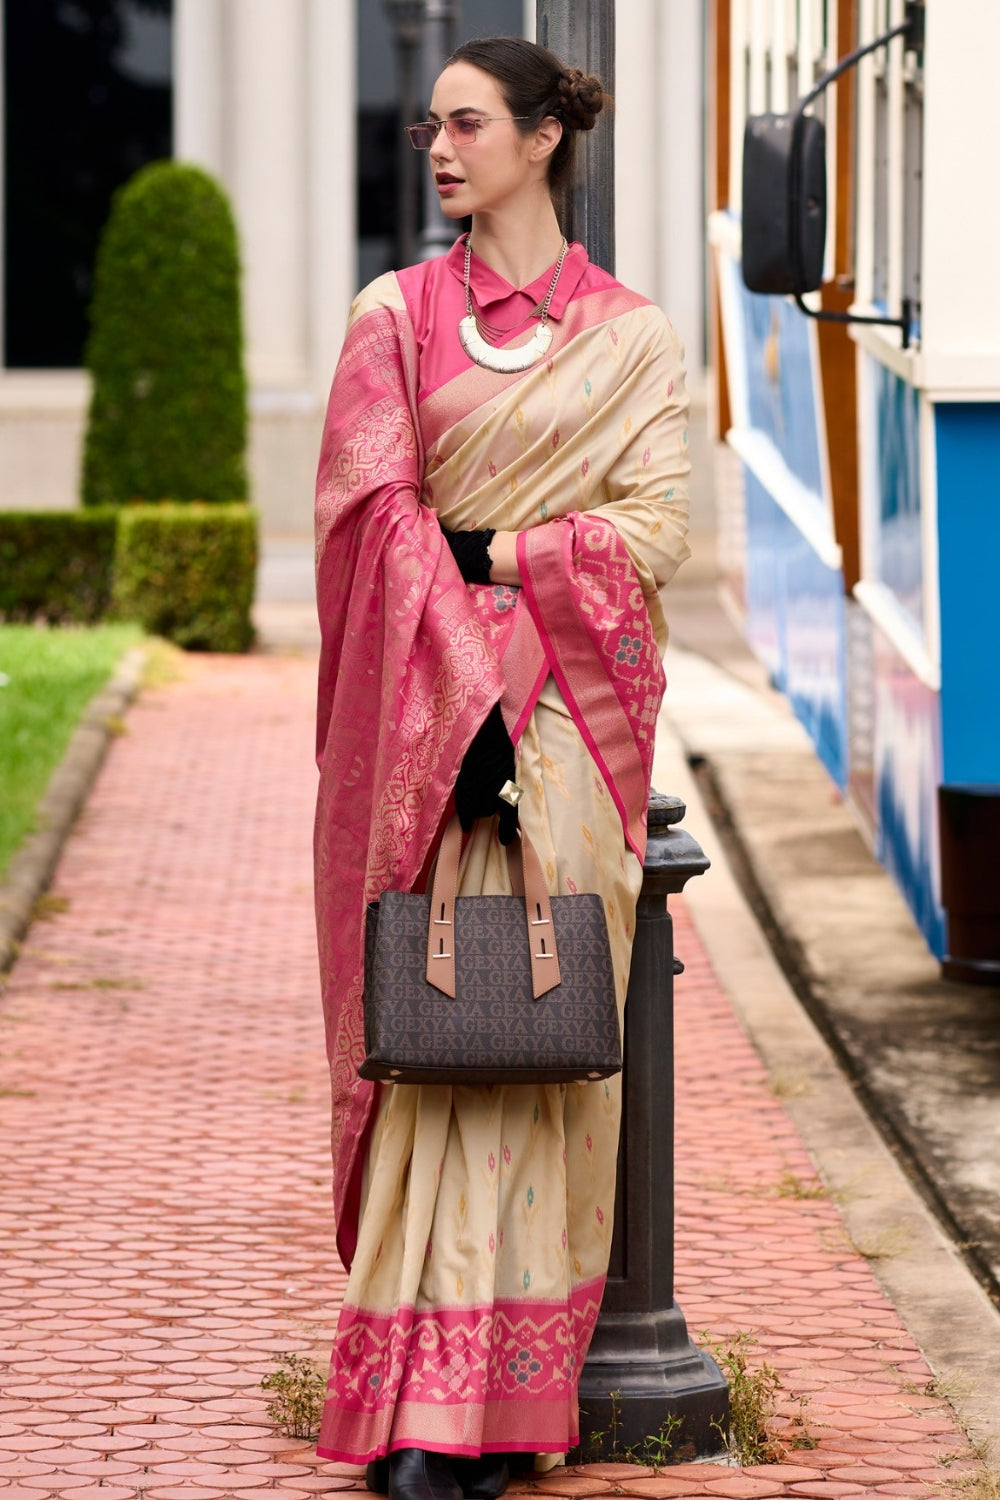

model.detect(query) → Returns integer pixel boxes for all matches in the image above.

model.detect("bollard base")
[578,1304,730,1460]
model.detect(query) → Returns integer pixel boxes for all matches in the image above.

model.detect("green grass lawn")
[0,623,142,878]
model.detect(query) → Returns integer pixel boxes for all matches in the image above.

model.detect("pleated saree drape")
[314,239,690,1462]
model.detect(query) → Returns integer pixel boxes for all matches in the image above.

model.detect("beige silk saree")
[314,239,690,1462]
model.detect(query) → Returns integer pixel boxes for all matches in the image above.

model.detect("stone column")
[307,0,358,389]
[173,0,226,176]
[230,0,310,388]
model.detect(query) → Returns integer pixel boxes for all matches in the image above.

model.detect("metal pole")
[417,0,460,260]
[579,795,729,1457]
[530,6,725,1452]
[535,0,615,272]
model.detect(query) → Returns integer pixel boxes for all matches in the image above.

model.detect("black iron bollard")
[579,793,729,1458]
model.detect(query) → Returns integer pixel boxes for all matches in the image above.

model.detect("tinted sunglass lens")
[407,124,436,149]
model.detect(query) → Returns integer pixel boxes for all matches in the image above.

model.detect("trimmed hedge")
[0,510,118,624]
[82,161,248,508]
[112,503,257,653]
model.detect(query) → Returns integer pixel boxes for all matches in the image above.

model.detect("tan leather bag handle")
[425,815,562,1001]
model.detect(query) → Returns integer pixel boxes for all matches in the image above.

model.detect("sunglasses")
[405,116,530,149]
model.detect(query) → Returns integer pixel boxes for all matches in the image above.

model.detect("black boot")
[366,1457,390,1493]
[452,1454,511,1500]
[387,1449,464,1500]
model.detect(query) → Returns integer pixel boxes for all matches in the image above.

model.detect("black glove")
[442,526,496,585]
[453,702,520,845]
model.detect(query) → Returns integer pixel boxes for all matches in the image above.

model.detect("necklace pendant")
[458,314,553,374]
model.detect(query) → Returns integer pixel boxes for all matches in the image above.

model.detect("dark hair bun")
[557,68,604,131]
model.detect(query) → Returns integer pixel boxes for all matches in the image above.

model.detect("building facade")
[707,0,1000,978]
[0,0,706,538]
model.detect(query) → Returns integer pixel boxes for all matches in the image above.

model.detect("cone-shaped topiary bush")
[82,161,248,507]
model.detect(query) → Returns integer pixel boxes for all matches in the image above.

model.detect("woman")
[313,35,690,1500]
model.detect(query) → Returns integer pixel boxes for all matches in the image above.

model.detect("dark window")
[357,0,523,288]
[4,0,173,368]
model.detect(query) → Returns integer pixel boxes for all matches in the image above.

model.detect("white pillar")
[173,0,226,175]
[308,0,357,390]
[231,0,310,387]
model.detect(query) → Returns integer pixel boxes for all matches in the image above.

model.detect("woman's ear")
[530,115,563,165]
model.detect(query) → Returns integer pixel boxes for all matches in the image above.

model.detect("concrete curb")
[653,677,1000,1457]
[0,644,146,985]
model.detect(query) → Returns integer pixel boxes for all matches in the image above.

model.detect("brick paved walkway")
[0,656,981,1499]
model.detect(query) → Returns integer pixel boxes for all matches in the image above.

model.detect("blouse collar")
[444,236,589,322]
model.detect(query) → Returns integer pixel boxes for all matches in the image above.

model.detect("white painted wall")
[919,0,1000,396]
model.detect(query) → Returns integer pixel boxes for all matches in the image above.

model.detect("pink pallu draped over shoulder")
[315,247,686,1271]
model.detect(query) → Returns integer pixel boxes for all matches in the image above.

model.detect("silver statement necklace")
[458,234,568,374]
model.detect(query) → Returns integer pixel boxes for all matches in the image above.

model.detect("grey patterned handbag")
[360,816,621,1085]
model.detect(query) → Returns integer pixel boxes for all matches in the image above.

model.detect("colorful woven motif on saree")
[314,238,690,1459]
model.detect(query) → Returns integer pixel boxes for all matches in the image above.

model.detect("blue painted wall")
[723,248,1000,959]
[732,278,848,787]
[739,290,826,497]
[745,470,849,788]
[872,626,945,957]
[873,363,923,632]
[936,403,1000,783]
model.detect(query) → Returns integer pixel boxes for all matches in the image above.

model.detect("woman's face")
[426,62,542,220]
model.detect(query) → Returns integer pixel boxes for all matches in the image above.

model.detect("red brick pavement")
[0,656,981,1498]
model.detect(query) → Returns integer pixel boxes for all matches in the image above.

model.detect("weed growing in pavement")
[261,1351,327,1439]
[264,1084,309,1105]
[936,1467,1000,1500]
[767,1070,812,1099]
[785,1393,819,1450]
[774,1168,826,1200]
[52,977,142,991]
[891,1366,993,1471]
[32,894,70,921]
[583,1391,687,1467]
[817,1221,914,1261]
[584,1388,624,1462]
[704,1330,784,1464]
[845,1223,915,1260]
[631,1411,688,1467]
[919,1371,978,1415]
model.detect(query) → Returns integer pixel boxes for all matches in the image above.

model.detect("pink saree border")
[316,1276,606,1463]
[516,518,664,860]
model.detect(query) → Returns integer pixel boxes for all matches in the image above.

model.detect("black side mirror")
[733,4,921,347]
[741,112,827,295]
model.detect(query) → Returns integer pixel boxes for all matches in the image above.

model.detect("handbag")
[359,816,622,1085]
